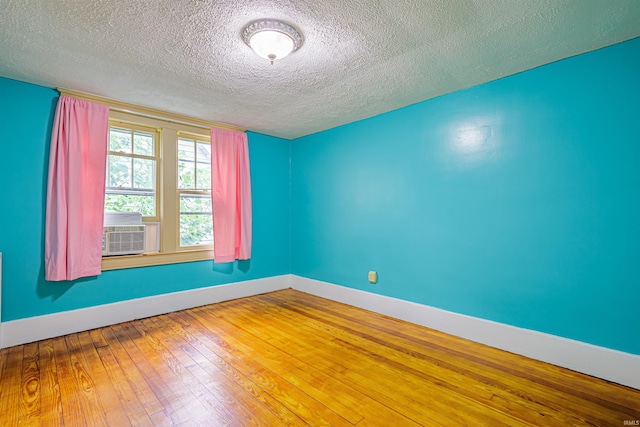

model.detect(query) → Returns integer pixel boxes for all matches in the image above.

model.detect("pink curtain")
[210,128,252,263]
[45,96,109,281]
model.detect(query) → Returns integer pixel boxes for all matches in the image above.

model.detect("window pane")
[134,131,154,156]
[196,142,211,189]
[133,158,155,190]
[109,127,132,153]
[180,194,212,213]
[196,142,211,163]
[180,194,212,247]
[178,160,195,189]
[108,155,131,187]
[196,163,211,189]
[105,193,155,216]
[178,138,195,161]
[180,214,213,246]
[178,138,196,189]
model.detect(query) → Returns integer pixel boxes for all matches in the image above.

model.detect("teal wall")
[291,38,640,355]
[2,38,639,355]
[0,78,290,321]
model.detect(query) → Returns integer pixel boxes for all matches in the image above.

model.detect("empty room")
[1,1,639,425]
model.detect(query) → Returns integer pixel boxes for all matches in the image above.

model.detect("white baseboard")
[4,273,638,390]
[0,274,291,349]
[290,275,640,390]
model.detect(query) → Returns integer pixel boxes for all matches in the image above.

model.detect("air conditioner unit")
[102,225,146,256]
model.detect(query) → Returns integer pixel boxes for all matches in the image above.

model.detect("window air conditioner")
[102,225,146,256]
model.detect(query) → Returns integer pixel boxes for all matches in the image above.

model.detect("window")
[106,123,158,217]
[178,136,213,247]
[102,111,215,271]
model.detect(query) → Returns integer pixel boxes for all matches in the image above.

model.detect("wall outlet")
[368,271,378,284]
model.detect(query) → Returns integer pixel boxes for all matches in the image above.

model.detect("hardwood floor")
[0,289,638,426]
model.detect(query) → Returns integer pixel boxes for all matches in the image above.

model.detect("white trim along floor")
[2,274,638,390]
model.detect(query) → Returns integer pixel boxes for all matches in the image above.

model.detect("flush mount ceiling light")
[242,19,303,64]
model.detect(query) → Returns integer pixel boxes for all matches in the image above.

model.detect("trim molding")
[290,275,640,390]
[4,273,638,390]
[101,248,216,271]
[0,275,291,349]
[57,88,244,132]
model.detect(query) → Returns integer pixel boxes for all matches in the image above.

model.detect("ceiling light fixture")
[242,19,303,64]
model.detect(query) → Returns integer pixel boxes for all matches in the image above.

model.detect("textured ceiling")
[1,0,639,139]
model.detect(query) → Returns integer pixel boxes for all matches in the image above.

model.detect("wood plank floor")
[0,289,638,426]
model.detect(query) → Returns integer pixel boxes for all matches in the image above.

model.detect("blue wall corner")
[291,38,640,355]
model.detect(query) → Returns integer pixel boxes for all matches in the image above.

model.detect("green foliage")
[180,214,213,246]
[108,155,131,187]
[178,160,195,188]
[133,158,154,189]
[133,132,153,155]
[197,163,211,189]
[110,127,131,152]
[178,138,211,190]
[110,127,154,155]
[179,195,213,246]
[105,194,155,216]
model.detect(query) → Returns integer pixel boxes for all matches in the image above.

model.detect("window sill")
[102,249,214,271]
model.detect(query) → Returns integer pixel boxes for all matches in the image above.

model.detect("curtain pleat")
[45,95,109,281]
[210,128,252,263]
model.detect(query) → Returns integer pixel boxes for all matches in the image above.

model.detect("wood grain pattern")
[0,289,638,426]
[19,342,40,426]
[38,339,63,427]
[0,345,23,427]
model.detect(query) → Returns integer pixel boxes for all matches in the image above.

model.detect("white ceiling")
[1,1,639,139]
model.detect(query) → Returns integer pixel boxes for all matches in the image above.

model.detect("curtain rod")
[57,88,244,132]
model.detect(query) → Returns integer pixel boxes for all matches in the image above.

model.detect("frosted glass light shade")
[242,20,303,64]
[249,30,295,62]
